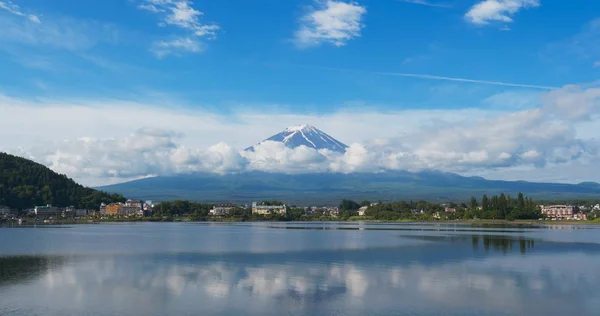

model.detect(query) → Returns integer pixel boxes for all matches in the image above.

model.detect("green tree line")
[360,192,541,221]
[150,193,543,222]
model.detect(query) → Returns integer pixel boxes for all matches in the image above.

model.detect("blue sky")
[1,0,598,108]
[1,0,600,185]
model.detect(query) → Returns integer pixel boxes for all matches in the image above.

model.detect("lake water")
[1,222,600,316]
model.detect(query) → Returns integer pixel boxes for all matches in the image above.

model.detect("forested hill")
[0,153,125,210]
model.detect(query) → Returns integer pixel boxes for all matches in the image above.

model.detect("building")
[305,206,339,216]
[104,203,122,216]
[572,212,588,221]
[143,201,154,210]
[444,207,457,213]
[120,205,140,215]
[542,205,574,219]
[34,204,58,217]
[142,203,153,216]
[329,207,339,216]
[252,202,286,215]
[0,205,13,219]
[209,203,236,216]
[75,209,89,217]
[125,199,143,208]
[358,206,368,216]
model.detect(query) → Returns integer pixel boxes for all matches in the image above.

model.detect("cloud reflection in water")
[1,234,600,316]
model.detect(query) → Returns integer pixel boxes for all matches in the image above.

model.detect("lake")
[1,222,600,315]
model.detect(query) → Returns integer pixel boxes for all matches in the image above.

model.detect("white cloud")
[0,14,119,51]
[1,84,600,186]
[151,37,204,58]
[465,0,540,26]
[14,252,600,315]
[139,0,219,56]
[294,0,366,47]
[0,0,41,23]
[483,91,542,109]
[594,61,600,68]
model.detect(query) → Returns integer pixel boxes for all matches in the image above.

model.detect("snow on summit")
[246,125,348,153]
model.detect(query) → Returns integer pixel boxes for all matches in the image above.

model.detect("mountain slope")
[0,153,125,210]
[247,125,348,153]
[97,171,600,205]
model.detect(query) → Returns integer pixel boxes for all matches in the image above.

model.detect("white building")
[209,203,236,216]
[542,205,575,219]
[125,199,143,208]
[0,206,13,219]
[34,204,58,217]
[252,202,286,215]
[358,206,368,216]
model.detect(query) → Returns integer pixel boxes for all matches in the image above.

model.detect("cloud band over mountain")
[2,83,599,186]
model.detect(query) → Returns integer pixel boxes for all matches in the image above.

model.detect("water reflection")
[1,245,600,315]
[405,234,536,254]
[2,223,600,316]
[0,256,65,286]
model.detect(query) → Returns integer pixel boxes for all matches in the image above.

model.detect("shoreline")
[3,218,599,226]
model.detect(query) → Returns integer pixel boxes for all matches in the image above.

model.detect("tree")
[517,192,525,209]
[359,200,371,207]
[470,196,478,210]
[499,193,507,219]
[482,195,489,212]
[339,199,360,211]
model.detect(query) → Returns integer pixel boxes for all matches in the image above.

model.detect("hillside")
[97,171,600,205]
[0,153,125,210]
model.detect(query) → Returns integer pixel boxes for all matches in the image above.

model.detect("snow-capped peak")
[284,124,316,132]
[246,124,348,153]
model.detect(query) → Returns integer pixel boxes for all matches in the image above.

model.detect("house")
[252,202,286,215]
[572,212,587,221]
[444,207,457,213]
[34,204,58,217]
[358,206,368,216]
[209,203,236,216]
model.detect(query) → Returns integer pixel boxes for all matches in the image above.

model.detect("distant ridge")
[246,124,348,153]
[97,171,600,205]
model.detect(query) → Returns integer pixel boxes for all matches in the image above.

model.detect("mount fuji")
[246,125,348,153]
[97,125,600,204]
